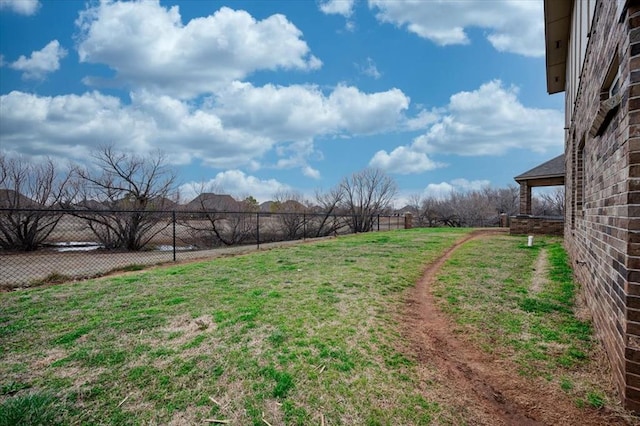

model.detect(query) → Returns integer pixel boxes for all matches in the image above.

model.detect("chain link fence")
[0,208,407,289]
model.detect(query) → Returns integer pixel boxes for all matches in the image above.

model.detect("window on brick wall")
[570,134,577,229]
[590,54,622,137]
[576,137,585,218]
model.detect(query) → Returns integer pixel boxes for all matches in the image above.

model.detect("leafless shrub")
[271,190,308,240]
[0,154,73,251]
[179,185,258,247]
[339,168,397,233]
[69,146,177,251]
[533,187,564,216]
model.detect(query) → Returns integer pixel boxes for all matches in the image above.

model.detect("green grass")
[0,392,65,426]
[432,235,609,409]
[0,228,470,425]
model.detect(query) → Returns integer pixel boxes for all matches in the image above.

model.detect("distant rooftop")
[514,154,565,182]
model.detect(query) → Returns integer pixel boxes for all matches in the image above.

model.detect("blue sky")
[0,0,564,204]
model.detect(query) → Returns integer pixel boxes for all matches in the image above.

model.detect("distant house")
[73,198,106,210]
[277,200,306,212]
[259,201,274,213]
[0,189,40,208]
[148,197,178,211]
[185,193,239,211]
[543,0,639,411]
[260,199,306,213]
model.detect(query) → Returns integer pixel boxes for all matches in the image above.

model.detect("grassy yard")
[0,229,617,425]
[432,234,611,410]
[0,228,470,425]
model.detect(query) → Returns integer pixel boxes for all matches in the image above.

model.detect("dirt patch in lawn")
[530,248,548,294]
[403,230,634,426]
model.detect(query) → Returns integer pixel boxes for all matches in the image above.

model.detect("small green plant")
[560,377,573,391]
[54,325,94,345]
[586,391,605,409]
[0,381,30,395]
[0,393,62,426]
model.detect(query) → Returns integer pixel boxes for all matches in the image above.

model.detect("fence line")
[0,208,407,288]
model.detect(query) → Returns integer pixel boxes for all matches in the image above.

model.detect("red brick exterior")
[509,216,564,236]
[565,1,640,411]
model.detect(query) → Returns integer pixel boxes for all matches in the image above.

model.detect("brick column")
[404,213,413,229]
[519,182,531,215]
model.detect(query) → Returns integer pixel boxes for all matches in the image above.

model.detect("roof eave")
[514,173,565,182]
[544,0,572,94]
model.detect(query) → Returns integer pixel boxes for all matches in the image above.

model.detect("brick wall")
[625,2,640,411]
[564,0,640,411]
[509,216,564,236]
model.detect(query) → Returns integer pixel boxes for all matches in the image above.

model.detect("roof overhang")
[544,0,572,94]
[515,176,565,187]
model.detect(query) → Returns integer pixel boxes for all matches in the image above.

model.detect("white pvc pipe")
[527,235,534,247]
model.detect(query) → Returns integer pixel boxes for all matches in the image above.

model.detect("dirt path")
[530,248,549,294]
[403,230,631,426]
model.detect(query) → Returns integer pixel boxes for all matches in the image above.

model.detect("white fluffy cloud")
[415,80,563,155]
[369,146,444,174]
[0,0,39,15]
[180,170,290,203]
[0,81,411,174]
[369,0,544,57]
[0,90,272,168]
[10,40,67,80]
[319,0,356,17]
[404,109,440,131]
[370,80,563,174]
[423,178,491,199]
[214,81,410,140]
[76,1,321,98]
[302,165,321,179]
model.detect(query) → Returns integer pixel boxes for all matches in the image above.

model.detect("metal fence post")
[256,212,260,250]
[377,215,380,231]
[172,210,176,262]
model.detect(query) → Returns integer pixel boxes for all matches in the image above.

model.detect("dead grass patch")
[32,348,67,370]
[530,248,548,293]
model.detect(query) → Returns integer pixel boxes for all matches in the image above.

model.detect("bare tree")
[301,186,343,237]
[405,193,422,223]
[487,185,520,217]
[179,184,257,247]
[271,190,308,240]
[0,154,73,251]
[408,194,441,228]
[0,155,6,188]
[339,168,397,232]
[421,197,442,227]
[434,194,462,227]
[533,186,565,217]
[413,185,522,228]
[455,190,494,226]
[71,146,177,251]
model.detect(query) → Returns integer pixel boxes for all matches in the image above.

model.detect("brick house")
[510,154,565,236]
[543,0,640,410]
